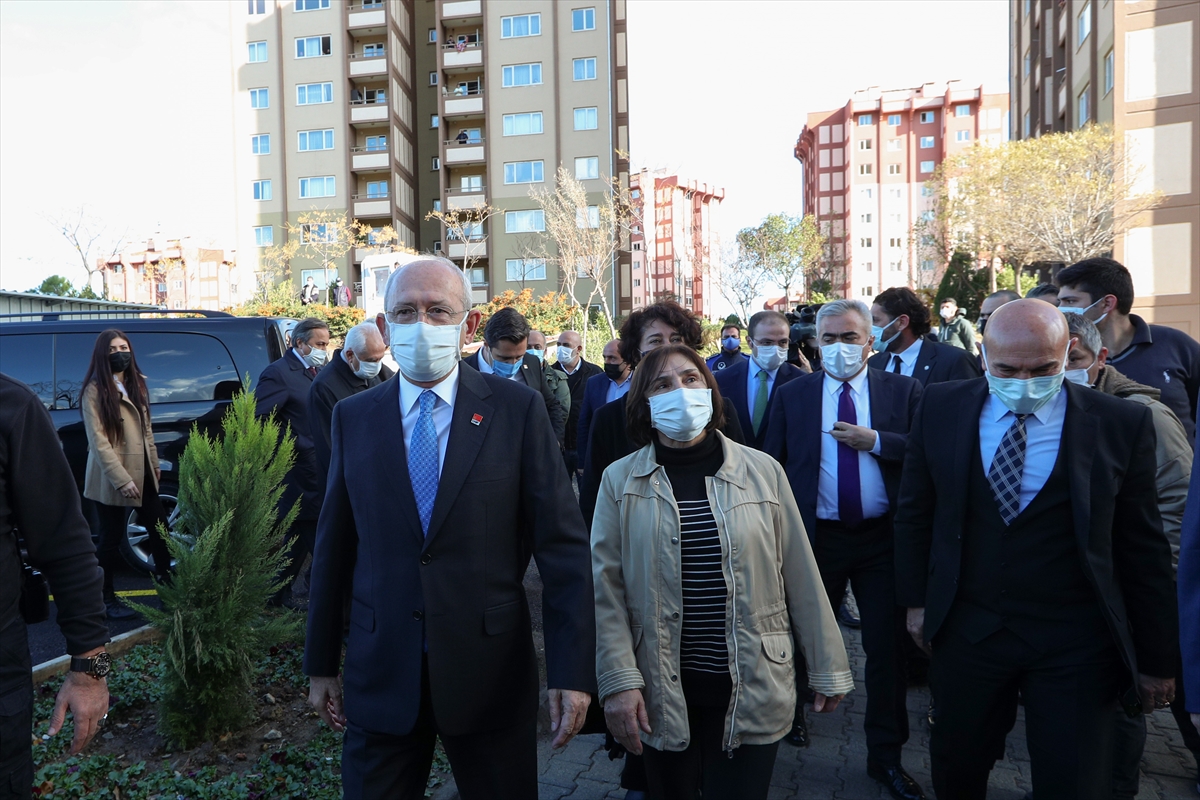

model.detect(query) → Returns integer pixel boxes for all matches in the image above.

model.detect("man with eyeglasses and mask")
[305,258,594,800]
[715,310,804,452]
[867,287,981,386]
[895,299,1177,800]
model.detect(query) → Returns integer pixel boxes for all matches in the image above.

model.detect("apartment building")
[794,81,1009,302]
[629,169,724,319]
[1010,0,1199,336]
[230,0,630,310]
[100,237,241,311]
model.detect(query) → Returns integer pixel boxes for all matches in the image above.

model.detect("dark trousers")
[341,658,537,800]
[812,517,908,766]
[930,623,1124,800]
[93,467,172,592]
[273,518,317,602]
[0,618,33,800]
[641,702,780,800]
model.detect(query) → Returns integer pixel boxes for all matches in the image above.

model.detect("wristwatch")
[69,652,113,680]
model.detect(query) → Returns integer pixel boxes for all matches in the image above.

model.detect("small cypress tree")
[132,386,302,748]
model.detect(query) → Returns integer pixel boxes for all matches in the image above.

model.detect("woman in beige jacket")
[593,345,853,800]
[80,329,172,617]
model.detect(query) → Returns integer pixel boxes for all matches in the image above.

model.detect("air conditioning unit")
[434,241,443,252]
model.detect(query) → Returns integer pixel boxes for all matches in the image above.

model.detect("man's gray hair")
[816,299,872,333]
[292,316,329,346]
[383,255,473,313]
[343,322,380,356]
[1065,313,1103,357]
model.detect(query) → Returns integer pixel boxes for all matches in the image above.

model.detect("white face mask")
[648,387,713,443]
[1063,355,1097,387]
[982,343,1070,415]
[752,345,787,372]
[941,307,956,321]
[299,346,328,369]
[820,342,869,380]
[387,321,464,383]
[353,358,383,380]
[556,345,576,365]
[1059,297,1109,325]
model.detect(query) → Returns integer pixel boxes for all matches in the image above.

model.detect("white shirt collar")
[561,358,581,375]
[398,362,460,415]
[984,382,1067,425]
[894,337,923,366]
[823,365,869,398]
[292,349,309,368]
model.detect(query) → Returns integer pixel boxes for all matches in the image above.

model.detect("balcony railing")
[444,137,484,146]
[352,192,391,200]
[441,39,481,51]
[351,144,390,153]
[349,50,386,60]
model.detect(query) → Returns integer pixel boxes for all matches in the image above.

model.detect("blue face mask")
[528,348,545,364]
[490,353,522,379]
[1060,296,1109,325]
[982,344,1069,415]
[722,336,740,352]
[870,318,902,353]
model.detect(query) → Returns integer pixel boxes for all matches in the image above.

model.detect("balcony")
[441,40,483,71]
[444,138,485,165]
[446,185,487,209]
[352,194,392,217]
[442,0,481,20]
[349,51,387,79]
[347,3,385,31]
[447,238,487,259]
[349,101,388,125]
[443,87,483,117]
[351,146,390,171]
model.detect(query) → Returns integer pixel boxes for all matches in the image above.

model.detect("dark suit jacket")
[553,358,603,452]
[576,372,621,472]
[578,393,747,526]
[893,379,1178,679]
[255,353,322,520]
[308,349,393,479]
[764,368,922,537]
[867,337,982,386]
[463,350,567,446]
[303,365,595,737]
[1180,425,1200,712]
[714,359,805,450]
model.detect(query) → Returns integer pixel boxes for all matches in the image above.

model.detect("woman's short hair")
[617,300,703,367]
[625,345,725,447]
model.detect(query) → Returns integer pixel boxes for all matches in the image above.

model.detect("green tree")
[30,275,78,297]
[736,213,826,304]
[473,288,578,341]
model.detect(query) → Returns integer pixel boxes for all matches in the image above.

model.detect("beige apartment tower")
[230,0,629,308]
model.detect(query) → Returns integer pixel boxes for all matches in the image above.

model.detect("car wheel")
[120,488,184,574]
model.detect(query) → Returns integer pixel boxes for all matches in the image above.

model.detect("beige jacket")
[592,432,853,753]
[81,381,158,508]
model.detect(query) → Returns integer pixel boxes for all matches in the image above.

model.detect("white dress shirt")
[746,358,780,414]
[397,367,460,472]
[886,338,924,377]
[605,373,632,403]
[816,368,888,522]
[292,349,310,370]
[978,386,1067,515]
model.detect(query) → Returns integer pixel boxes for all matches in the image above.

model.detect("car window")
[0,334,54,408]
[53,333,96,410]
[132,332,239,403]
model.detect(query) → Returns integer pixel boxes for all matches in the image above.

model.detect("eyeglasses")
[386,306,465,325]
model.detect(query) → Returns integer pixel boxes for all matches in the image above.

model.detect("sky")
[0,0,1009,300]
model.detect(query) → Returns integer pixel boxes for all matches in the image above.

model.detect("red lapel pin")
[471,413,483,426]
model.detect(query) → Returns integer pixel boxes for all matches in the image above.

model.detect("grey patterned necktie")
[987,414,1029,525]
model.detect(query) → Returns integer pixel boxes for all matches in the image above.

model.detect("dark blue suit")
[255,352,323,520]
[714,358,804,451]
[1179,425,1200,713]
[867,337,981,387]
[575,372,620,474]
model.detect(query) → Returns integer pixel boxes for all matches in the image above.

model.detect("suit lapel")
[953,380,991,524]
[729,361,753,438]
[865,368,891,430]
[424,365,493,547]
[1063,385,1096,555]
[801,373,823,470]
[913,339,936,385]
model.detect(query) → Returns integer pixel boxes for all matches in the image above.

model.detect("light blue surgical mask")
[982,343,1070,415]
[528,348,545,364]
[1060,297,1109,325]
[870,318,902,353]
[490,355,522,379]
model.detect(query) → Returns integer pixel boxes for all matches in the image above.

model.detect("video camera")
[785,304,822,367]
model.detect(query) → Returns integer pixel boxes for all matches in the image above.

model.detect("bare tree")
[44,206,127,298]
[426,203,501,276]
[716,241,764,327]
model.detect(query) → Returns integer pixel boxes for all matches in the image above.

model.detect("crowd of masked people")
[1,255,1198,800]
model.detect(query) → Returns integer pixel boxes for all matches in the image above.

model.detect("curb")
[32,624,163,685]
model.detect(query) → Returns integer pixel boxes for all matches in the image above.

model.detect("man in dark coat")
[868,287,981,385]
[551,329,602,476]
[716,310,805,451]
[310,322,394,479]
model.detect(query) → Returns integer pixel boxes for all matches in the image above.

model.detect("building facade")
[99,238,241,311]
[230,0,630,310]
[1010,0,1199,336]
[794,81,1009,302]
[629,170,724,318]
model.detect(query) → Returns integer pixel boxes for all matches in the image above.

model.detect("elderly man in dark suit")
[895,299,1178,800]
[765,299,926,800]
[551,329,602,477]
[305,258,594,800]
[867,287,981,385]
[462,307,567,447]
[716,310,805,451]
[255,316,330,604]
[310,322,394,479]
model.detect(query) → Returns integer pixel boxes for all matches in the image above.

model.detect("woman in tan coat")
[80,329,172,618]
[593,345,853,800]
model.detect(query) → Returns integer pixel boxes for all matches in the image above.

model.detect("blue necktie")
[837,382,863,527]
[409,390,440,536]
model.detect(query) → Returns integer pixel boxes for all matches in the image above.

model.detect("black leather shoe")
[783,710,809,747]
[105,600,138,621]
[838,602,861,629]
[867,762,927,800]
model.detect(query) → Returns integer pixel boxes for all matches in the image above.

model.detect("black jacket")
[463,350,567,446]
[255,353,322,520]
[309,349,393,479]
[894,378,1178,679]
[552,358,603,452]
[867,338,982,386]
[714,358,806,451]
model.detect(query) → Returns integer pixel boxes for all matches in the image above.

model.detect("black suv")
[0,310,292,571]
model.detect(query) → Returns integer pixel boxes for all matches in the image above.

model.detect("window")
[922,259,935,271]
[505,210,545,232]
[575,156,600,180]
[295,0,330,9]
[955,104,971,117]
[299,176,335,198]
[959,130,974,142]
[858,139,872,151]
[250,88,269,108]
[430,114,439,128]
[296,82,333,104]
[252,179,272,200]
[859,164,872,175]
[860,213,872,223]
[1023,111,1031,138]
[298,128,334,151]
[859,188,873,199]
[248,41,267,62]
[920,161,935,173]
[504,160,544,184]
[295,35,332,58]
[887,164,901,175]
[1078,3,1091,44]
[860,238,873,248]
[502,63,542,87]
[919,111,934,124]
[889,237,903,248]
[886,139,901,152]
[920,136,934,148]
[428,28,437,43]
[574,107,598,130]
[1023,48,1032,77]
[429,72,438,86]
[120,332,240,405]
[576,206,600,228]
[300,224,334,243]
[1103,49,1114,95]
[503,112,544,136]
[251,134,270,155]
[254,226,273,247]
[366,180,388,198]
[432,200,441,212]
[888,188,902,199]
[248,0,266,13]
[858,114,873,125]
[363,88,386,104]
[501,13,541,38]
[572,7,595,30]
[573,58,597,81]
[921,185,934,197]
[432,157,440,170]
[506,259,546,282]
[1077,85,1090,123]
[887,114,901,126]
[362,43,384,58]
[920,210,935,221]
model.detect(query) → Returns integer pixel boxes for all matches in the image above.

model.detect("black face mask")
[108,351,133,374]
[604,363,626,381]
